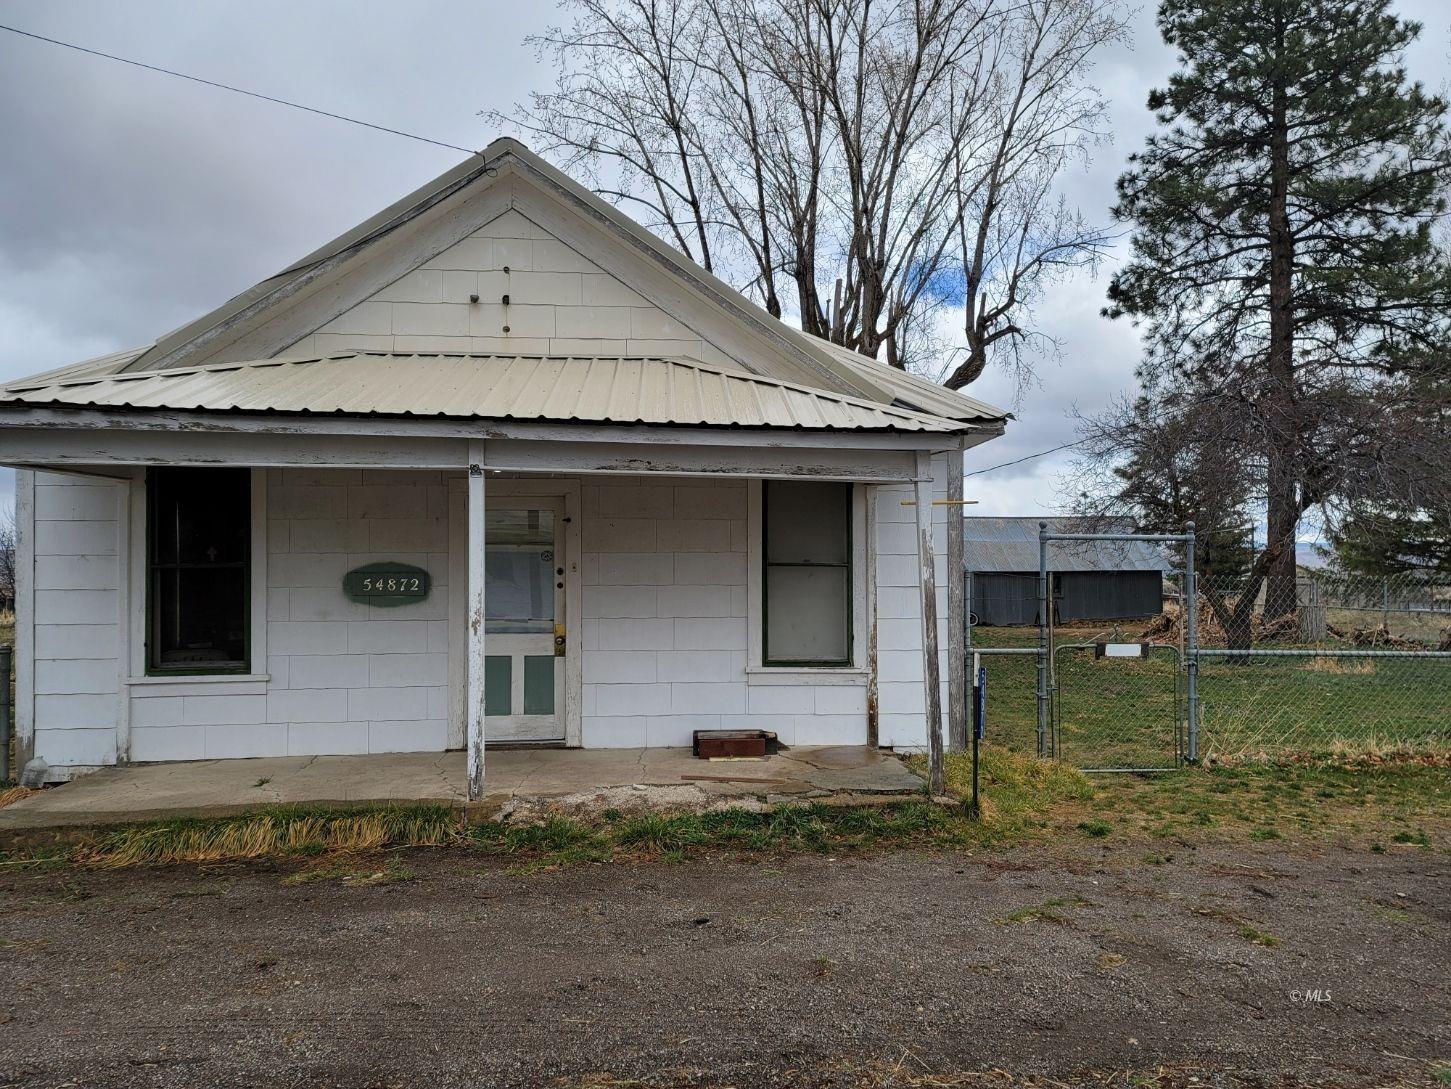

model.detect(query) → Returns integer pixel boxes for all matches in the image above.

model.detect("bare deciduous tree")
[493,0,1124,387]
[0,507,16,613]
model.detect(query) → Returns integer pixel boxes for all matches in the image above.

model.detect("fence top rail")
[1040,531,1192,544]
[972,646,1042,655]
[1196,648,1451,659]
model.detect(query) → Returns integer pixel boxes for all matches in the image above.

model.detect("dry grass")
[72,806,460,867]
[1303,656,1377,675]
[0,785,35,810]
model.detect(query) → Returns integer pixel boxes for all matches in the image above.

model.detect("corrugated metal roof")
[805,335,1009,424]
[14,346,149,387]
[964,517,1174,573]
[0,350,975,433]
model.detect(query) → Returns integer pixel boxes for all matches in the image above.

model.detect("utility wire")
[965,438,1085,478]
[0,22,479,156]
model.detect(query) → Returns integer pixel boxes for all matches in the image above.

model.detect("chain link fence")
[967,559,1451,769]
[1185,571,1449,759]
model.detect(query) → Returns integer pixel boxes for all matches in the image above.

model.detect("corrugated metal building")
[965,517,1171,626]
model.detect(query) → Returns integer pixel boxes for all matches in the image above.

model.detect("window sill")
[127,673,270,687]
[745,667,868,686]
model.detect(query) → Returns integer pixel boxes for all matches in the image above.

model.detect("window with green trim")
[147,467,251,674]
[762,480,852,666]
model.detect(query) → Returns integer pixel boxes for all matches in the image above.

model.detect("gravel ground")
[0,842,1446,1088]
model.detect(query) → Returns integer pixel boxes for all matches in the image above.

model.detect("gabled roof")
[965,517,1174,573]
[1,351,976,433]
[108,137,1005,428]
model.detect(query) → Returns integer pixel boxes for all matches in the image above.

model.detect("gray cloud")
[1,0,1447,516]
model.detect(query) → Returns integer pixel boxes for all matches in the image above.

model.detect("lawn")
[970,624,1451,768]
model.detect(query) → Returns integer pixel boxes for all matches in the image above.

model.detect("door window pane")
[485,508,556,634]
[147,468,250,673]
[762,481,852,665]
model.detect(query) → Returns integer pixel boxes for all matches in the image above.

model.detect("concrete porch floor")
[0,746,925,831]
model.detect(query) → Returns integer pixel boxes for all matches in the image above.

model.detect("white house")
[1,138,1007,798]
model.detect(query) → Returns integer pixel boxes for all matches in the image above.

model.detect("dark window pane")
[154,568,248,667]
[762,481,852,665]
[150,468,249,565]
[765,481,849,564]
[148,468,250,673]
[766,566,850,662]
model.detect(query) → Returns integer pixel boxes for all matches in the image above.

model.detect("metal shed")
[964,517,1172,626]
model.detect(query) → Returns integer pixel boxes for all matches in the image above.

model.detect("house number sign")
[343,562,431,607]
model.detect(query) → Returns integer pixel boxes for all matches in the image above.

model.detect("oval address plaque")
[344,562,431,607]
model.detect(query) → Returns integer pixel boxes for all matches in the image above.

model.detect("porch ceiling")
[0,350,992,434]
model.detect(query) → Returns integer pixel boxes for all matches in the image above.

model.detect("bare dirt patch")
[0,841,1445,1088]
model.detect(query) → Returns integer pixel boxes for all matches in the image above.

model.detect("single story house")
[966,517,1170,626]
[2,138,1008,798]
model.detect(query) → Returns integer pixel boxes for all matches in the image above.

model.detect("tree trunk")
[1263,15,1299,621]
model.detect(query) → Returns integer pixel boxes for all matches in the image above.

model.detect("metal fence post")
[1184,522,1199,764]
[1,644,12,785]
[1036,521,1049,759]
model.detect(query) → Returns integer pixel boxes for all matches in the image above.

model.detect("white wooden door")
[484,499,566,742]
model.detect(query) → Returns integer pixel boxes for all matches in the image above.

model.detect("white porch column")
[914,450,945,795]
[466,442,487,801]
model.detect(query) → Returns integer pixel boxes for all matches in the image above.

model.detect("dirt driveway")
[0,842,1446,1088]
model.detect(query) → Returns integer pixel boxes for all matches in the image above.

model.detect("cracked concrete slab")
[0,747,925,831]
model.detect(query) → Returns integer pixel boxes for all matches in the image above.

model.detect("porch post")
[466,442,487,801]
[914,451,945,796]
[946,443,967,753]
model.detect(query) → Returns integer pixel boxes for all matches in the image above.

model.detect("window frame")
[760,479,854,668]
[144,467,253,677]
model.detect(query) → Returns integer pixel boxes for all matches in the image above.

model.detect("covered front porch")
[3,350,1003,801]
[0,745,926,830]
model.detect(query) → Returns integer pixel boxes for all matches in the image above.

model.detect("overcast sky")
[2,0,1447,523]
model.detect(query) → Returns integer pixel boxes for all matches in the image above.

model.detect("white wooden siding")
[874,451,952,749]
[29,471,124,776]
[578,477,870,748]
[281,208,737,366]
[127,468,454,762]
[26,459,950,771]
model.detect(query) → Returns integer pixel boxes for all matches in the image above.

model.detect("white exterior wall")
[27,471,125,775]
[578,476,869,748]
[282,208,739,367]
[22,460,949,773]
[127,469,455,762]
[873,453,952,750]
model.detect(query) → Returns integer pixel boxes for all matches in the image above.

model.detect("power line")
[0,22,479,157]
[965,438,1085,478]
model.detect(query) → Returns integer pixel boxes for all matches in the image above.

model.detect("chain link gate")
[1033,521,1200,772]
[1050,641,1184,771]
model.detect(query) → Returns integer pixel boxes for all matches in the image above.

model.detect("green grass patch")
[1237,923,1281,948]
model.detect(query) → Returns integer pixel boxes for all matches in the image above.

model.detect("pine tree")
[1106,0,1451,626]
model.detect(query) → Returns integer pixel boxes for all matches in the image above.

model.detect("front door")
[484,500,566,742]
